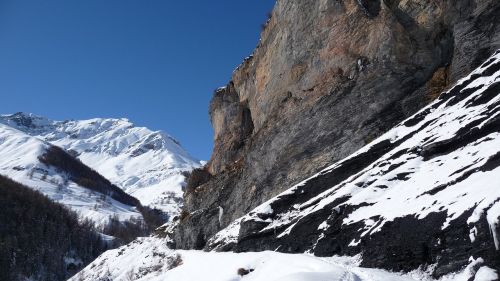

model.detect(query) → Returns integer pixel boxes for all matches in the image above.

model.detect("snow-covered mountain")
[72,50,500,281]
[0,114,201,218]
[0,123,141,225]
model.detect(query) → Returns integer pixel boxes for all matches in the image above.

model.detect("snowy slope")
[202,52,500,274]
[0,114,201,217]
[71,237,494,281]
[71,237,498,281]
[0,123,141,225]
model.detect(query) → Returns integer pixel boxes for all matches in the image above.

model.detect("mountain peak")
[1,112,52,130]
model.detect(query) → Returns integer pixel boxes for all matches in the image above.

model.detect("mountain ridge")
[0,122,142,224]
[0,112,201,218]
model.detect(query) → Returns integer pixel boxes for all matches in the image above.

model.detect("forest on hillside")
[0,175,108,281]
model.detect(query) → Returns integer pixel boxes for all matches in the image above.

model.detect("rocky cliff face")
[204,51,500,277]
[175,0,500,253]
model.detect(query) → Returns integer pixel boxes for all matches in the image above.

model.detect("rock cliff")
[174,0,500,259]
[204,50,500,276]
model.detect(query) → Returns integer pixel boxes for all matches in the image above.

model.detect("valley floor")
[70,237,497,281]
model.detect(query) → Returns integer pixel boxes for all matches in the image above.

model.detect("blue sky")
[0,0,275,160]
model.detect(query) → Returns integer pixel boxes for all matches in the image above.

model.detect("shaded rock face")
[175,0,500,253]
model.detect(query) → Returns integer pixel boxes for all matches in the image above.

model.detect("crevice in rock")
[357,0,381,18]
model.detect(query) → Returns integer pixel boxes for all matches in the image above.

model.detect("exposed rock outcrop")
[175,0,500,263]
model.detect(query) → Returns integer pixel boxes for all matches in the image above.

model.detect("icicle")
[218,206,224,227]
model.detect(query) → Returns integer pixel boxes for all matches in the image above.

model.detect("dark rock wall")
[174,0,500,251]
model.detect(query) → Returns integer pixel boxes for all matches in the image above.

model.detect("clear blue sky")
[0,0,275,160]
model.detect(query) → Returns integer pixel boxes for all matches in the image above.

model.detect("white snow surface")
[208,51,500,251]
[71,237,490,281]
[0,114,201,217]
[0,123,141,225]
[473,266,498,281]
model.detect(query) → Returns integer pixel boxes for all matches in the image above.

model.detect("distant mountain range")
[0,113,200,224]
